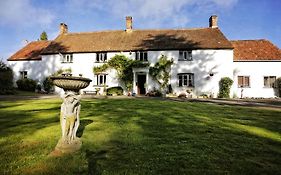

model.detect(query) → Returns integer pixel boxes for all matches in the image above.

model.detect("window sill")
[178,86,194,88]
[61,62,73,64]
[238,86,251,88]
[178,59,192,61]
[93,85,108,87]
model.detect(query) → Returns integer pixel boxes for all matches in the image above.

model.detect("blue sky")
[1,0,280,61]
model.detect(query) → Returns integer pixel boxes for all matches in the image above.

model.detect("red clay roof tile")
[231,40,281,61]
[8,41,50,61]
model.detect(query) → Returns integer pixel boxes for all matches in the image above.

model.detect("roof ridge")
[65,27,212,35]
[230,39,268,42]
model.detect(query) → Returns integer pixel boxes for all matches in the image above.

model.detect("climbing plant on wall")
[149,55,173,92]
[93,54,149,90]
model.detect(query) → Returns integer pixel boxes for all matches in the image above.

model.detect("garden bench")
[83,90,97,95]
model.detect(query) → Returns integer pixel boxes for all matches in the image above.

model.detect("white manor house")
[8,16,281,98]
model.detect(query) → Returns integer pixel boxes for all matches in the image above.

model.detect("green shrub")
[16,78,37,91]
[218,77,233,98]
[43,77,53,93]
[0,61,15,94]
[146,88,163,97]
[106,86,123,96]
[276,77,281,97]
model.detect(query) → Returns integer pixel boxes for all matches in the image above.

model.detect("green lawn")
[0,97,281,174]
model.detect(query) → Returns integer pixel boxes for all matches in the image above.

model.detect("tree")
[40,31,48,40]
[0,60,15,94]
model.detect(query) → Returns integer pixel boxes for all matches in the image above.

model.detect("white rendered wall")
[170,49,233,97]
[8,50,234,96]
[233,61,281,98]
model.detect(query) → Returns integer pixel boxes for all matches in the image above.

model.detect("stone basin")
[50,76,92,92]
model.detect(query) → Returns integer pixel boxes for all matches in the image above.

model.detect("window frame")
[264,76,276,88]
[19,71,28,79]
[61,54,73,63]
[179,50,192,61]
[95,74,107,86]
[178,73,194,87]
[96,52,107,63]
[237,76,250,88]
[135,51,148,62]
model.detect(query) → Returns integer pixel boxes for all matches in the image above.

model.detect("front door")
[137,74,146,95]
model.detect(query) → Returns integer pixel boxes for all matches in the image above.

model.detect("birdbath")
[50,75,92,154]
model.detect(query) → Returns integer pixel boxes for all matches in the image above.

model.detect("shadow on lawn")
[77,119,94,137]
[80,98,281,174]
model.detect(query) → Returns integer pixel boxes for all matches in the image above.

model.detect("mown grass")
[0,97,281,174]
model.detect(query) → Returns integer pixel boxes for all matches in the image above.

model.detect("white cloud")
[67,0,238,28]
[0,0,55,27]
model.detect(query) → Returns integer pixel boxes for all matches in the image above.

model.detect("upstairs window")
[264,76,276,88]
[238,76,250,88]
[96,52,107,62]
[178,73,194,87]
[19,71,27,79]
[61,54,73,63]
[135,51,148,62]
[179,50,192,61]
[95,74,107,86]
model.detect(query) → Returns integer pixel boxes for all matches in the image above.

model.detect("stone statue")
[60,92,81,143]
[49,75,92,155]
[54,91,82,154]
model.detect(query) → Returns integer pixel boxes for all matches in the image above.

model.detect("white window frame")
[178,73,194,87]
[61,54,73,63]
[96,52,107,62]
[135,51,148,62]
[238,76,250,88]
[264,76,276,88]
[19,71,27,79]
[179,50,192,61]
[96,74,107,86]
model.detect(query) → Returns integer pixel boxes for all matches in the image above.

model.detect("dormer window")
[179,50,192,61]
[61,54,73,63]
[96,52,107,62]
[135,51,148,62]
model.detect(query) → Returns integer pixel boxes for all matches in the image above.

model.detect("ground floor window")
[264,76,276,88]
[178,73,194,87]
[95,74,107,86]
[238,76,250,88]
[61,54,73,63]
[19,71,27,79]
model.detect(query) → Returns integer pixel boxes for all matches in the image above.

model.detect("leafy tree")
[40,31,48,40]
[276,77,281,97]
[149,55,173,93]
[0,60,15,94]
[93,54,148,91]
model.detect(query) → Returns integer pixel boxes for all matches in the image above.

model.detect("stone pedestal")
[49,76,92,156]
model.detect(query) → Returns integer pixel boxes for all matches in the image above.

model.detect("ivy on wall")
[93,54,149,90]
[149,55,173,92]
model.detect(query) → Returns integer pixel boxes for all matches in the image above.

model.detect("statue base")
[49,138,82,156]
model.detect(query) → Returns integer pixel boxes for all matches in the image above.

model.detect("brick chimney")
[126,16,132,32]
[60,23,68,35]
[209,15,218,28]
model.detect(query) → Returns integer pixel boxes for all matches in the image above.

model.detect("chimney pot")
[126,16,132,32]
[60,23,68,35]
[209,15,218,28]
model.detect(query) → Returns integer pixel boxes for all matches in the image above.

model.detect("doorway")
[137,74,146,95]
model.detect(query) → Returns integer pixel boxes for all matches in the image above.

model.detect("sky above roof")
[1,0,280,62]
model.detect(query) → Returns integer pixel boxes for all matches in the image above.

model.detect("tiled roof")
[42,28,233,54]
[231,40,281,61]
[8,41,51,61]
